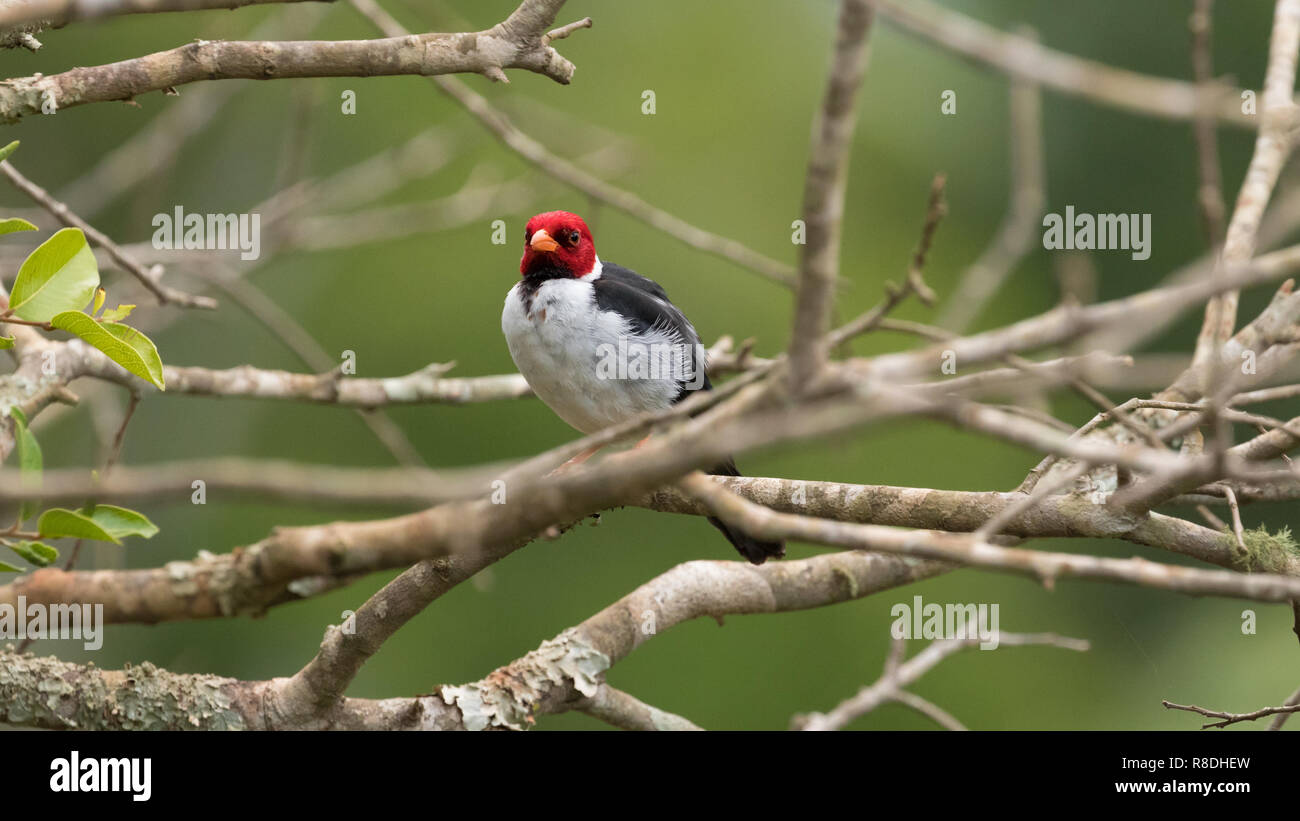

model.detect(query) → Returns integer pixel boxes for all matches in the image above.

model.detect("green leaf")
[0,140,19,163]
[91,286,105,316]
[0,561,22,573]
[7,540,57,568]
[50,311,164,390]
[8,227,99,322]
[0,217,36,236]
[10,407,41,523]
[11,407,41,473]
[36,508,120,543]
[80,504,158,540]
[0,335,12,349]
[99,304,135,322]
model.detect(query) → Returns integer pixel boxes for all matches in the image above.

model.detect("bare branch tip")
[544,16,593,45]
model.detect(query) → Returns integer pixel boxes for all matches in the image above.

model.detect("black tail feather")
[705,457,785,565]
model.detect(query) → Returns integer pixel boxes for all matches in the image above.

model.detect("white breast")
[502,274,687,434]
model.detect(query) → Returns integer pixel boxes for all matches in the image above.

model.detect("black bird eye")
[568,230,581,245]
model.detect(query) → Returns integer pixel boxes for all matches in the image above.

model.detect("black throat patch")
[518,264,573,314]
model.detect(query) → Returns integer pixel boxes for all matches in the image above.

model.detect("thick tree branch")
[680,474,1300,601]
[0,549,947,730]
[8,462,1297,627]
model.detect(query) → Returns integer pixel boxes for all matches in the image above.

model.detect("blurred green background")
[2,0,1297,730]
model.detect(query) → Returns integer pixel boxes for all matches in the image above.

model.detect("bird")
[502,210,785,564]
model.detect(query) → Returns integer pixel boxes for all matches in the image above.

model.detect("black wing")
[592,262,711,398]
[596,265,781,562]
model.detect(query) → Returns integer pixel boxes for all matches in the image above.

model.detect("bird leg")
[552,435,653,475]
[605,434,655,469]
[549,444,603,475]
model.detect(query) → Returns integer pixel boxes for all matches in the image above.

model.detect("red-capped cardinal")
[502,210,784,564]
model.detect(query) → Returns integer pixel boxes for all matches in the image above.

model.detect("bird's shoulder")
[591,261,696,342]
[594,261,672,301]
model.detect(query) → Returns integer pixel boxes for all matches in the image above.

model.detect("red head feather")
[520,211,597,277]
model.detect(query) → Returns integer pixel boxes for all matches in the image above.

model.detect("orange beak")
[530,229,560,253]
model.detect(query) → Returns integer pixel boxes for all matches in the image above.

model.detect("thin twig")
[1163,698,1300,729]
[787,0,875,393]
[0,161,214,309]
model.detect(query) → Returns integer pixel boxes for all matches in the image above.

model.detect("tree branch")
[347,0,796,288]
[869,0,1253,128]
[794,629,1088,730]
[1163,698,1300,729]
[1,160,214,308]
[787,0,874,393]
[0,0,328,37]
[0,549,947,730]
[0,0,589,123]
[1190,0,1300,368]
